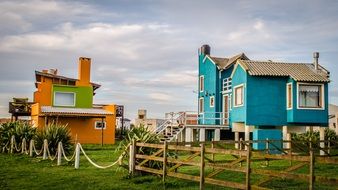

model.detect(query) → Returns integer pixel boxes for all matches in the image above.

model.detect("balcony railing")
[198,111,229,125]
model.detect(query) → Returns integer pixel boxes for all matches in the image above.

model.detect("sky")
[0,0,338,121]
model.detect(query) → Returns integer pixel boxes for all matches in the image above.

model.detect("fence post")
[309,143,314,190]
[29,139,34,157]
[265,138,269,167]
[163,141,168,183]
[10,136,15,154]
[57,142,62,166]
[21,138,26,153]
[239,138,243,167]
[289,139,292,166]
[129,140,136,175]
[43,139,48,160]
[211,138,215,164]
[200,143,205,190]
[75,143,80,169]
[245,143,251,190]
[328,140,331,155]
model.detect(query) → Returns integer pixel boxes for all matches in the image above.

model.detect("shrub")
[0,121,36,151]
[35,122,72,154]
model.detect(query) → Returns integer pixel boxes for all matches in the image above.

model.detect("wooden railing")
[129,139,338,190]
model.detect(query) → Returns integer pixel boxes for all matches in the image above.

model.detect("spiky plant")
[35,122,72,154]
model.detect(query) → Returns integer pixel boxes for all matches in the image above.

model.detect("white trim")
[199,75,204,92]
[210,96,215,107]
[296,82,325,110]
[233,84,244,107]
[95,121,106,129]
[222,94,229,125]
[286,82,293,110]
[203,55,221,70]
[53,91,76,107]
[229,94,232,110]
[230,60,247,79]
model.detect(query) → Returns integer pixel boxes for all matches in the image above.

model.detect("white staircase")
[153,112,186,143]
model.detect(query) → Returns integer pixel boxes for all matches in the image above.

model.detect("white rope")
[2,141,10,153]
[32,142,44,156]
[46,144,58,161]
[61,145,76,162]
[78,143,121,169]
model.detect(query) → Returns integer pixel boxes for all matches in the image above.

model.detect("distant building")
[116,117,131,131]
[134,109,165,132]
[31,57,117,144]
[329,104,338,134]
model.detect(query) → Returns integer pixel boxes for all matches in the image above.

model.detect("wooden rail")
[130,140,338,190]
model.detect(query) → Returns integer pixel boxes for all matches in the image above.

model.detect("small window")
[199,97,204,113]
[234,85,244,107]
[298,84,323,108]
[199,75,204,92]
[95,121,106,129]
[210,96,214,107]
[54,92,75,107]
[287,83,292,109]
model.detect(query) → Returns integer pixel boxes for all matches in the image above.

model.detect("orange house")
[31,57,116,144]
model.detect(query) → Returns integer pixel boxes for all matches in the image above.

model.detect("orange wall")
[34,76,53,106]
[76,57,91,87]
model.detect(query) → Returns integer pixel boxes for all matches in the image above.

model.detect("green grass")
[0,143,338,190]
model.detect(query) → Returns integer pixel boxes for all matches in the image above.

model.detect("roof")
[208,53,249,69]
[237,60,330,82]
[35,71,101,91]
[40,106,113,117]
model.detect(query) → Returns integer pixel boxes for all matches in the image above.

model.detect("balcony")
[9,98,34,116]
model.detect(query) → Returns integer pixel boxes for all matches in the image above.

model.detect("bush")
[35,122,72,154]
[0,121,36,150]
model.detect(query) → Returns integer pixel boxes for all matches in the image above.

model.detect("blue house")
[197,44,330,149]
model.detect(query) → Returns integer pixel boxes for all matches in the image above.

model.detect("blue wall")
[253,129,282,151]
[229,64,247,125]
[246,76,288,126]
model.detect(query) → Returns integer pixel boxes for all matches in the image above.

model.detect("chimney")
[77,57,91,86]
[200,44,210,55]
[313,52,319,71]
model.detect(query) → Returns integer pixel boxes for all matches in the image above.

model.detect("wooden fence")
[129,139,338,190]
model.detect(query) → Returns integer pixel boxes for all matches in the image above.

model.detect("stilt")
[235,132,239,149]
[319,127,325,156]
[214,129,220,141]
[185,128,192,143]
[245,126,250,150]
[199,128,206,142]
[283,126,288,149]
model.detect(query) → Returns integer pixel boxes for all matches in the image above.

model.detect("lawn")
[0,143,337,190]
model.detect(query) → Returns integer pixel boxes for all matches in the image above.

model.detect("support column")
[185,128,192,143]
[245,126,250,150]
[235,132,239,149]
[214,129,220,141]
[319,127,325,156]
[283,126,288,149]
[199,128,206,142]
[192,129,197,142]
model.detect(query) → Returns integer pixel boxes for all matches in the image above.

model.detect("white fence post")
[43,139,48,160]
[10,136,15,154]
[29,140,34,157]
[75,143,80,169]
[21,138,26,153]
[57,142,62,166]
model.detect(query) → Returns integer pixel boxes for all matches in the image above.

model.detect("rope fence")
[1,135,126,170]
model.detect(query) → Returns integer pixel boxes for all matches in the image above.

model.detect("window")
[286,83,292,109]
[234,85,244,107]
[199,97,204,113]
[223,77,232,92]
[54,92,75,107]
[210,96,214,107]
[298,84,323,108]
[95,121,106,129]
[199,75,204,92]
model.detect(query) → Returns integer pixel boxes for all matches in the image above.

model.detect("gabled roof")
[35,71,101,91]
[237,60,330,82]
[208,53,249,70]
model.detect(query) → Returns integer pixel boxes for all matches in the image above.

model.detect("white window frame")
[286,82,293,110]
[199,75,204,92]
[199,97,204,113]
[296,82,324,110]
[222,77,232,93]
[222,94,229,125]
[53,91,76,107]
[233,84,244,107]
[95,121,106,129]
[210,96,215,107]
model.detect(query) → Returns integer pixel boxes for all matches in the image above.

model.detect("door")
[223,95,229,125]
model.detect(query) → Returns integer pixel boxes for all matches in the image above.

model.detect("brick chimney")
[77,57,91,86]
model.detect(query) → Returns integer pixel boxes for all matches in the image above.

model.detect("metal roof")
[41,106,113,116]
[238,60,330,82]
